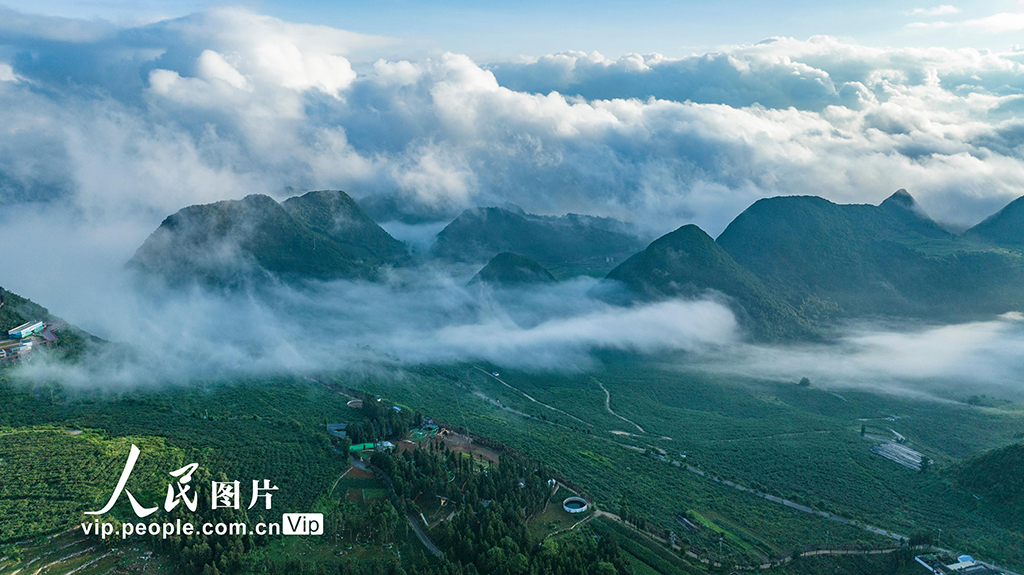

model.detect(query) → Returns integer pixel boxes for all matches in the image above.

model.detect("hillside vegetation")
[434,207,645,266]
[953,443,1024,517]
[127,191,409,286]
[0,286,95,359]
[715,190,1024,320]
[605,225,817,341]
[470,252,557,286]
[964,195,1024,246]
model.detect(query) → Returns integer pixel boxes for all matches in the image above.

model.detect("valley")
[1,188,1023,575]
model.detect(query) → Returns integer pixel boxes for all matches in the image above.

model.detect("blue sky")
[3,0,1023,60]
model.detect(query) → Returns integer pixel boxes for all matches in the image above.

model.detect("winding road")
[351,459,444,558]
[594,378,645,433]
[474,366,590,426]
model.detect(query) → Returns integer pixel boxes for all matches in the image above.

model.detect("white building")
[9,321,44,339]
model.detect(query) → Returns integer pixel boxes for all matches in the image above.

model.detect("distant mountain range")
[609,189,1024,339]
[127,187,1024,342]
[433,206,646,266]
[127,190,409,286]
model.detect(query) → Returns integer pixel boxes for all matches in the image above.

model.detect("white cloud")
[3,8,1024,390]
[907,11,1024,34]
[961,12,1024,33]
[2,8,1024,278]
[0,5,114,42]
[705,314,1024,400]
[196,50,249,90]
[902,5,962,17]
[0,62,18,82]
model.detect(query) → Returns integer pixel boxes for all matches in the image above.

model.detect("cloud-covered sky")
[2,5,1024,244]
[2,3,1023,398]
[4,1,1024,59]
[0,5,1022,303]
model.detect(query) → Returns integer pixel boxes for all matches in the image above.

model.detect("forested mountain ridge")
[964,195,1024,246]
[433,206,645,265]
[714,190,1024,320]
[127,191,410,286]
[605,225,817,341]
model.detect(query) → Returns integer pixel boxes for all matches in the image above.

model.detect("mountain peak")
[964,195,1024,246]
[471,252,557,286]
[433,206,644,266]
[128,191,408,286]
[877,188,951,239]
[880,188,917,210]
[605,223,814,341]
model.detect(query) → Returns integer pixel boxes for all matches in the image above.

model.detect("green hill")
[953,443,1024,517]
[470,252,557,286]
[282,190,410,264]
[127,191,409,286]
[964,195,1024,246]
[715,191,1024,320]
[605,225,816,341]
[433,207,645,267]
[0,286,96,359]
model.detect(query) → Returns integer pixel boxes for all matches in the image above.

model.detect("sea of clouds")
[2,6,1024,397]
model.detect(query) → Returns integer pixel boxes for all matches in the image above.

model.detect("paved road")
[351,458,444,558]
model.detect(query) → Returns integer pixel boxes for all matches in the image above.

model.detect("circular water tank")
[562,496,588,514]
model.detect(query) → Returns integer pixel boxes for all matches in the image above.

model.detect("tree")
[919,457,931,474]
[861,424,866,436]
[798,377,811,387]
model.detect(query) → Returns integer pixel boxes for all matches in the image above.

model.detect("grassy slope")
[951,443,1024,528]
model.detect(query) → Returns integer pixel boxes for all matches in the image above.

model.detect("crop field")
[0,528,179,575]
[348,358,1024,570]
[2,358,1023,572]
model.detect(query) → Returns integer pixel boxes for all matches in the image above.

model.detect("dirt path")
[681,465,906,542]
[593,378,644,433]
[328,466,353,497]
[594,509,917,570]
[474,366,590,426]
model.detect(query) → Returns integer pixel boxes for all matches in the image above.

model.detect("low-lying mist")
[3,204,1022,403]
[698,312,1024,402]
[13,262,740,388]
